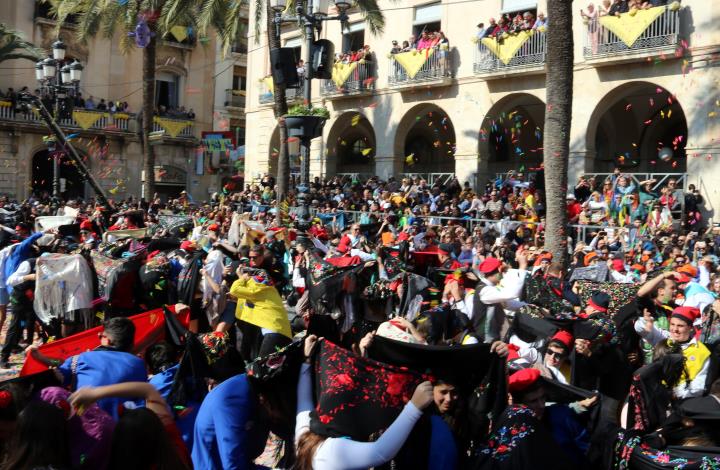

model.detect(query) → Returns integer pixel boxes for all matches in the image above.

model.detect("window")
[233,66,246,91]
[501,0,537,12]
[155,72,180,110]
[413,3,441,37]
[284,37,303,64]
[343,23,365,54]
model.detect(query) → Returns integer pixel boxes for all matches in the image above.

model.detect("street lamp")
[272,0,348,225]
[33,38,84,204]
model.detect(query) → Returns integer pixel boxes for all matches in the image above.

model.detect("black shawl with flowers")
[470,405,574,470]
[310,339,431,441]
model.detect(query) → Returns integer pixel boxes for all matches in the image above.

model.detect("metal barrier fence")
[473,31,547,74]
[583,7,680,59]
[321,60,375,96]
[388,46,453,87]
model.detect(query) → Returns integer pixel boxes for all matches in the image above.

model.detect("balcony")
[388,46,454,89]
[474,30,547,76]
[258,76,303,105]
[225,89,246,109]
[0,101,133,132]
[583,7,680,62]
[320,60,375,98]
[151,116,195,138]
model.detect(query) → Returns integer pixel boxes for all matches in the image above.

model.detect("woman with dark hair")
[4,401,71,470]
[295,335,435,470]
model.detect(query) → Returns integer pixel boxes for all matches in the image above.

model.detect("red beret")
[551,330,574,349]
[671,306,701,325]
[508,368,541,393]
[611,259,626,273]
[479,257,502,274]
[180,240,195,252]
[208,223,219,232]
[79,220,93,231]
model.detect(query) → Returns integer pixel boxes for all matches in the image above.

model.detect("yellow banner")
[263,76,274,94]
[153,116,192,137]
[481,30,534,65]
[0,101,11,108]
[331,62,358,88]
[72,110,104,130]
[112,113,130,120]
[599,6,666,47]
[393,48,435,79]
[170,25,189,43]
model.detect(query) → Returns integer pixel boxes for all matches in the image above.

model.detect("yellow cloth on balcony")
[72,110,104,130]
[331,62,357,88]
[393,48,435,79]
[153,116,192,137]
[0,101,11,108]
[263,76,274,94]
[481,30,534,65]
[170,25,189,43]
[599,6,666,47]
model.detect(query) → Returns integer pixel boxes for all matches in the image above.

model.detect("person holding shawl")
[295,335,435,470]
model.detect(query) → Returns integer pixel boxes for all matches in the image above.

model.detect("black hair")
[4,401,71,470]
[145,342,177,375]
[108,408,190,470]
[103,317,136,352]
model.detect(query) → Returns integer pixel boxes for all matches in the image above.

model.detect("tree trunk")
[141,36,157,201]
[543,0,574,267]
[266,2,290,222]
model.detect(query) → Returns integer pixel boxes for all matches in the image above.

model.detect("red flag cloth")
[325,256,362,268]
[20,305,183,376]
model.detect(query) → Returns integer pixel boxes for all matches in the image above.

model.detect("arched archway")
[31,147,85,199]
[394,104,456,174]
[478,93,545,182]
[268,126,300,181]
[586,82,687,172]
[325,112,376,177]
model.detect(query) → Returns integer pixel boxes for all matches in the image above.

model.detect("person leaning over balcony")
[522,11,535,31]
[484,18,497,37]
[437,32,450,76]
[609,0,629,16]
[532,12,547,29]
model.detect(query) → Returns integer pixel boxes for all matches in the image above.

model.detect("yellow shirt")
[230,278,292,338]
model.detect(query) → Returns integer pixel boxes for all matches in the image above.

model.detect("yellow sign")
[170,25,189,43]
[481,30,534,65]
[262,76,274,94]
[331,62,358,88]
[72,110,104,130]
[393,48,435,79]
[153,116,192,137]
[599,6,666,47]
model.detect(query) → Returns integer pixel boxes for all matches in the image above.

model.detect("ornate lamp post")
[34,39,83,203]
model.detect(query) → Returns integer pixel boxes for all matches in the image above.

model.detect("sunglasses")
[546,350,566,358]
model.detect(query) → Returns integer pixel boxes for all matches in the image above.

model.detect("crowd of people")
[1,87,196,121]
[388,30,451,79]
[476,11,547,41]
[0,167,718,469]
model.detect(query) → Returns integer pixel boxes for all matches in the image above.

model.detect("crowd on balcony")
[390,30,450,53]
[0,159,718,468]
[155,105,196,120]
[476,11,547,41]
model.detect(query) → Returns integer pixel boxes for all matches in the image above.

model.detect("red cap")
[508,368,541,393]
[674,272,692,284]
[584,252,598,266]
[671,306,701,325]
[180,240,195,252]
[534,252,552,266]
[677,264,698,279]
[551,330,574,349]
[479,257,502,274]
[611,259,626,273]
[80,220,93,231]
[208,223,219,232]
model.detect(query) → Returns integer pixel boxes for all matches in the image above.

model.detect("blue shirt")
[430,415,458,469]
[149,364,200,451]
[4,232,42,293]
[192,374,269,470]
[58,349,147,421]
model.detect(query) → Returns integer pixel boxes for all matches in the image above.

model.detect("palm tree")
[0,23,44,64]
[543,0,574,267]
[187,0,387,217]
[50,0,196,199]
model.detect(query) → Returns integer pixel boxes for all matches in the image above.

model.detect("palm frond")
[0,24,45,63]
[354,0,384,35]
